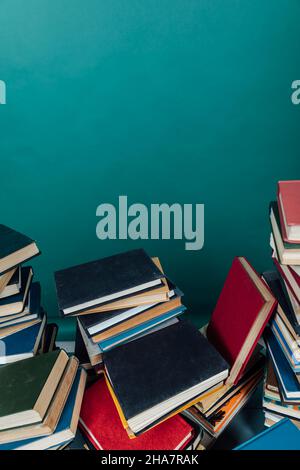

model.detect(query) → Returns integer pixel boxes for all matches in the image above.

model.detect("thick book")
[0,225,40,274]
[0,356,78,444]
[278,181,300,243]
[207,257,277,385]
[270,202,300,265]
[79,376,194,450]
[0,312,46,364]
[104,319,229,435]
[0,266,33,316]
[0,368,87,450]
[265,328,300,401]
[0,268,17,295]
[0,349,69,430]
[54,249,165,316]
[235,418,300,450]
[0,267,21,299]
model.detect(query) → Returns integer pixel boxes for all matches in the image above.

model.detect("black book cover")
[7,267,21,288]
[54,249,164,314]
[263,270,300,335]
[75,324,90,366]
[0,225,36,260]
[104,319,229,420]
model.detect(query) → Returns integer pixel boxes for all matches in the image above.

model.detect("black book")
[104,319,229,435]
[263,270,300,335]
[0,225,40,274]
[0,267,33,317]
[0,281,41,328]
[54,249,165,316]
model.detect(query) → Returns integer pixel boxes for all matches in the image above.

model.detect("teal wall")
[0,1,299,339]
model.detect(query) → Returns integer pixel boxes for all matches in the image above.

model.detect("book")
[79,288,182,338]
[0,349,69,430]
[265,328,300,401]
[273,257,300,304]
[278,181,300,243]
[0,266,33,316]
[0,268,16,295]
[207,257,276,385]
[79,377,194,450]
[270,202,300,265]
[54,249,166,316]
[104,319,229,435]
[0,267,21,299]
[235,418,300,450]
[0,225,40,274]
[0,312,46,364]
[39,323,58,354]
[0,356,78,444]
[0,282,41,328]
[271,318,300,372]
[0,368,87,450]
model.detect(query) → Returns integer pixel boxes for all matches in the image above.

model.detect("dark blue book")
[0,225,39,275]
[235,418,300,450]
[0,282,41,329]
[0,368,86,450]
[265,328,300,401]
[0,311,46,364]
[0,267,33,316]
[0,267,21,299]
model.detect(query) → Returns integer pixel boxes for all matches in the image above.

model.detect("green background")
[0,0,299,339]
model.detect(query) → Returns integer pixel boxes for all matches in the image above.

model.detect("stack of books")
[0,350,86,450]
[182,256,276,447]
[0,224,49,363]
[55,249,186,373]
[261,181,300,427]
[55,249,277,450]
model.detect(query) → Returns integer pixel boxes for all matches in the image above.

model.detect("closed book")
[0,267,21,299]
[0,312,46,364]
[270,202,300,265]
[235,418,300,450]
[0,282,41,329]
[278,181,300,243]
[0,368,87,450]
[0,268,17,296]
[104,319,229,435]
[39,323,58,354]
[265,328,300,402]
[0,267,33,316]
[55,249,165,316]
[207,257,276,385]
[0,349,69,430]
[79,376,194,450]
[0,225,40,274]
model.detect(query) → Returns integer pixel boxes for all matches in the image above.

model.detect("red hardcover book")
[273,257,300,304]
[278,181,300,243]
[79,377,194,450]
[207,257,277,385]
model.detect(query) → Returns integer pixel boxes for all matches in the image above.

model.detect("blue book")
[271,320,300,372]
[0,267,33,316]
[265,328,300,401]
[235,419,300,450]
[98,305,186,351]
[0,368,86,450]
[0,311,46,364]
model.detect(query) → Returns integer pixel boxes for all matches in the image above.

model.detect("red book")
[278,181,300,243]
[207,257,277,385]
[79,377,194,450]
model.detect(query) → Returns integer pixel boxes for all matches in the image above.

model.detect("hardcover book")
[0,267,33,316]
[0,225,39,274]
[54,249,166,316]
[207,257,276,384]
[79,377,194,450]
[278,180,300,243]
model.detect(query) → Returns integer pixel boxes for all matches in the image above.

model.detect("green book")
[0,349,69,431]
